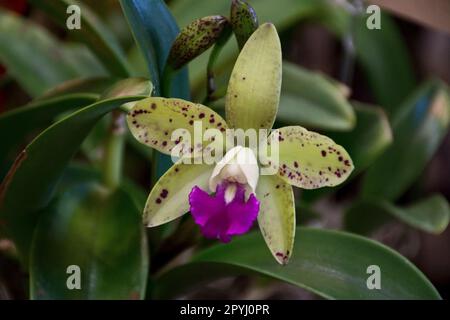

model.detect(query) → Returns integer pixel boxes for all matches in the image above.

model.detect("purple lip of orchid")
[189,182,260,243]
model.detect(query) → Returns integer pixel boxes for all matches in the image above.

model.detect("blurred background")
[0,0,449,299]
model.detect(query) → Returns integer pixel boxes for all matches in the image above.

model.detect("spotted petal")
[269,126,354,189]
[127,97,228,157]
[256,175,295,265]
[144,160,214,226]
[225,23,281,131]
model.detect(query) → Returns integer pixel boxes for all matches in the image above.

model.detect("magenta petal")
[189,183,260,243]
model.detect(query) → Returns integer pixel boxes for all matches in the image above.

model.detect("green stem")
[161,65,175,98]
[204,25,232,105]
[102,110,125,190]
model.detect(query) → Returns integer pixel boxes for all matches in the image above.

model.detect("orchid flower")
[127,23,354,264]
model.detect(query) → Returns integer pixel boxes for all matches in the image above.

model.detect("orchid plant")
[127,23,354,264]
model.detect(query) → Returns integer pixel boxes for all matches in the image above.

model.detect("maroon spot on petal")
[151,103,157,110]
[160,189,169,198]
[294,161,298,168]
[189,120,194,125]
[199,113,205,119]
[344,160,350,166]
[162,141,168,147]
[175,168,179,172]
[169,118,173,123]
[321,150,327,157]
[338,156,343,162]
[156,198,162,204]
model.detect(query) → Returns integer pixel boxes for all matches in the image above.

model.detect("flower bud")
[230,0,259,49]
[167,15,229,70]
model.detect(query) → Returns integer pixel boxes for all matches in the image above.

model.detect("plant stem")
[161,65,174,98]
[102,110,126,190]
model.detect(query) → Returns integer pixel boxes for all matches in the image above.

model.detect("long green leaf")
[0,95,147,261]
[354,12,416,116]
[344,195,450,235]
[278,62,355,131]
[155,227,440,299]
[329,102,393,173]
[30,183,148,299]
[362,80,450,201]
[39,77,117,100]
[28,0,131,77]
[120,0,190,98]
[0,93,98,179]
[0,9,104,97]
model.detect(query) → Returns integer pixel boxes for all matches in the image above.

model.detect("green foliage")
[30,183,148,299]
[0,8,106,97]
[155,228,440,299]
[362,80,450,201]
[28,0,131,77]
[345,195,450,235]
[0,93,148,262]
[279,62,355,131]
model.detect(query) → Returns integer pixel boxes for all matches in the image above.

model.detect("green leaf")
[278,62,355,131]
[344,195,450,235]
[329,102,393,174]
[127,97,227,156]
[354,12,416,116]
[225,23,281,131]
[0,94,98,179]
[362,80,450,201]
[255,175,295,265]
[0,95,147,262]
[155,227,440,299]
[268,126,354,189]
[120,0,190,99]
[39,77,117,100]
[30,183,148,299]
[28,0,131,77]
[144,161,213,227]
[0,9,104,97]
[62,43,108,77]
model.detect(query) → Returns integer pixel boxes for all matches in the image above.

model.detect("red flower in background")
[0,0,27,14]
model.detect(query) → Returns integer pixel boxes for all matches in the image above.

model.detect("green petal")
[144,161,214,226]
[269,126,354,189]
[256,175,295,265]
[127,97,228,156]
[225,23,281,130]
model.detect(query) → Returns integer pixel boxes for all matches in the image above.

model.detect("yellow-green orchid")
[127,23,354,264]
